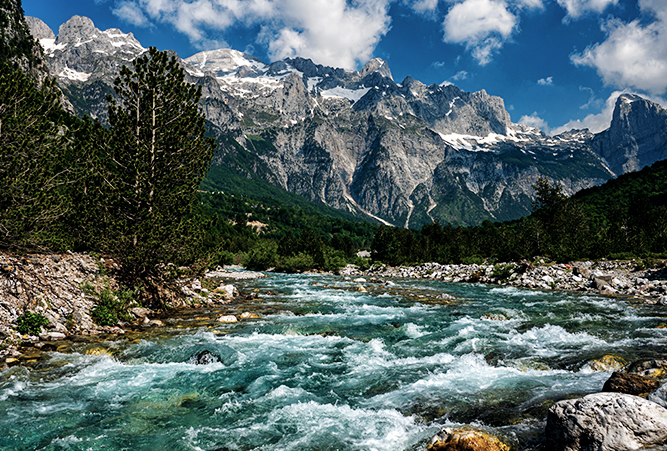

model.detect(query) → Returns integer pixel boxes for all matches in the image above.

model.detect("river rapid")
[2,273,667,450]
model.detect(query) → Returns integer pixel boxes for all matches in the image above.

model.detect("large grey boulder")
[648,383,667,409]
[546,393,667,451]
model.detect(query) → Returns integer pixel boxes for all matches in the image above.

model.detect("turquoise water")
[2,274,667,450]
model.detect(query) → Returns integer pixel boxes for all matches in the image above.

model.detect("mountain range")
[27,15,667,227]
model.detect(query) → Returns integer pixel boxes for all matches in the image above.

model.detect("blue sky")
[22,0,667,135]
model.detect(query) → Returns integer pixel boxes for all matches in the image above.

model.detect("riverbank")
[0,252,266,362]
[341,259,667,305]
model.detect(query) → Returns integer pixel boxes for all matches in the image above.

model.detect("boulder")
[648,383,667,409]
[546,393,667,451]
[129,307,152,319]
[602,371,661,396]
[427,427,510,451]
[592,277,612,290]
[217,315,237,323]
[239,312,260,319]
[38,331,66,341]
[214,284,238,300]
[189,350,221,365]
[625,359,667,379]
[583,355,627,372]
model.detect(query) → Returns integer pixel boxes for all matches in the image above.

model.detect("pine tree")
[100,47,216,300]
[0,62,69,250]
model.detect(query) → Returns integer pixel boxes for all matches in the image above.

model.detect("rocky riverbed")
[340,259,667,305]
[0,252,266,362]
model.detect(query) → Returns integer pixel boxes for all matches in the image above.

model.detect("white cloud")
[442,0,517,65]
[570,1,667,95]
[113,1,150,26]
[451,70,468,80]
[537,76,553,85]
[111,0,392,69]
[519,112,549,132]
[551,90,667,135]
[515,0,543,9]
[557,0,617,21]
[404,0,439,16]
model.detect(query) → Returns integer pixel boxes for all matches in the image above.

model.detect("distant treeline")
[371,165,667,266]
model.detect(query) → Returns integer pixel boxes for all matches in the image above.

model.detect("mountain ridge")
[26,15,667,227]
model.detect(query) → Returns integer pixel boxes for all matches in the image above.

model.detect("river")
[2,273,666,450]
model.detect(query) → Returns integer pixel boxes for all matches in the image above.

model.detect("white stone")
[215,284,238,300]
[546,393,667,451]
[353,278,366,283]
[39,331,66,341]
[217,315,237,323]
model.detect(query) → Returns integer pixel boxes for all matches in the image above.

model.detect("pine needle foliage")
[99,47,216,302]
[0,62,70,250]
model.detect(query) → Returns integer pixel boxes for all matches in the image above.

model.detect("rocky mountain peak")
[360,58,393,81]
[26,16,54,40]
[56,15,96,43]
[592,94,667,175]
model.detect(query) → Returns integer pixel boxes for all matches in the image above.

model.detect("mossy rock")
[427,427,512,451]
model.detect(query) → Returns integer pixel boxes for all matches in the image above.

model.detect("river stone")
[602,371,660,395]
[648,383,667,408]
[189,350,221,365]
[584,355,627,372]
[130,307,151,319]
[427,427,510,451]
[546,393,667,451]
[217,315,237,323]
[214,284,238,300]
[625,359,667,378]
[38,331,66,341]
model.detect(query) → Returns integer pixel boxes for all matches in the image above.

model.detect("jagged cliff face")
[592,94,667,175]
[0,0,50,86]
[27,15,667,227]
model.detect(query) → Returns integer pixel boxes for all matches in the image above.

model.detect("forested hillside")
[370,163,667,266]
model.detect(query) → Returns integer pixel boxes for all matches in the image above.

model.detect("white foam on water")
[503,324,607,357]
[488,286,543,297]
[404,323,426,338]
[364,352,573,411]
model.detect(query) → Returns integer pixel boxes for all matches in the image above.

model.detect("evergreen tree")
[99,47,216,300]
[0,63,68,250]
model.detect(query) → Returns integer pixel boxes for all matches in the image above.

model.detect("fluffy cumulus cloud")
[442,0,517,65]
[519,112,549,132]
[111,0,392,69]
[571,0,667,95]
[557,0,617,21]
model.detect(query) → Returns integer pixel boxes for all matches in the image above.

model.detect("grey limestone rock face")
[25,16,54,40]
[592,94,667,175]
[546,392,667,451]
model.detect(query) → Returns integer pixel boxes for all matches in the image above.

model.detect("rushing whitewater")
[2,274,666,450]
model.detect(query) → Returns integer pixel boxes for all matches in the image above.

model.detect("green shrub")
[491,264,514,280]
[83,284,135,327]
[461,256,484,265]
[16,311,50,335]
[320,248,347,272]
[242,240,278,270]
[351,256,371,271]
[275,252,315,273]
